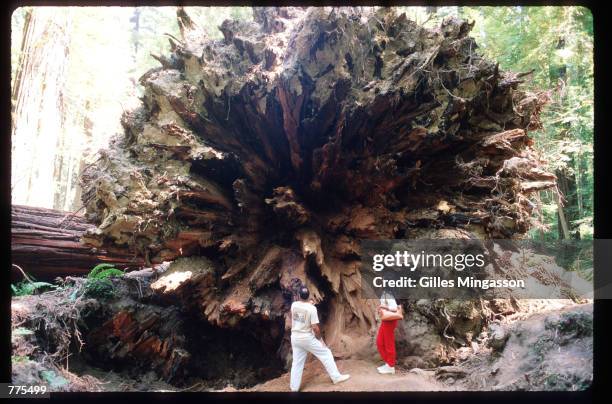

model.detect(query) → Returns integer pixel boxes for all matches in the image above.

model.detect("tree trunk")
[79,7,555,369]
[551,33,580,240]
[69,101,95,211]
[575,154,583,220]
[11,205,144,281]
[556,191,571,239]
[555,168,575,239]
[130,8,141,60]
[11,8,72,209]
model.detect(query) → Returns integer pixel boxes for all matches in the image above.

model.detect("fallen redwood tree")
[15,7,560,384]
[11,205,144,281]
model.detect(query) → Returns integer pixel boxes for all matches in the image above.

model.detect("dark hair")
[299,286,310,300]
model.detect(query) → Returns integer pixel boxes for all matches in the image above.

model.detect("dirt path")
[246,359,453,392]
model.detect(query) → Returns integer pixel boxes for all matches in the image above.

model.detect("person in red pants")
[376,290,399,374]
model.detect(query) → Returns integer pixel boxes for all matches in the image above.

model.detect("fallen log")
[11,205,144,281]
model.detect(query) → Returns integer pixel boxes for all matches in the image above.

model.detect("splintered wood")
[78,7,554,362]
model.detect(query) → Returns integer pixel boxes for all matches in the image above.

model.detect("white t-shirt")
[291,301,319,335]
[380,291,398,311]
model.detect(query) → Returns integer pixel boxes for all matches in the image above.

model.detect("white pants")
[290,333,341,391]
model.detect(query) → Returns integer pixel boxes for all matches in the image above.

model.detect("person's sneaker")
[377,364,387,372]
[332,374,351,384]
[377,364,396,374]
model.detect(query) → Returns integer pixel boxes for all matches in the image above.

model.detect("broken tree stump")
[78,7,555,365]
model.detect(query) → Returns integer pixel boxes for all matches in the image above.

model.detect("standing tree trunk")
[551,31,579,240]
[11,8,72,209]
[556,184,571,239]
[69,100,94,211]
[130,8,141,63]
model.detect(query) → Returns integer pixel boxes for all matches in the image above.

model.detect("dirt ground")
[245,359,452,392]
[244,301,593,392]
[457,302,593,391]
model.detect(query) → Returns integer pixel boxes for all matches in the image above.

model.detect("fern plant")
[11,267,56,296]
[88,263,124,279]
[83,263,125,299]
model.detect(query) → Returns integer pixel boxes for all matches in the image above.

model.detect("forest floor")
[63,302,591,393]
[66,358,448,392]
[12,291,592,392]
[243,303,592,392]
[244,359,450,392]
[233,301,594,392]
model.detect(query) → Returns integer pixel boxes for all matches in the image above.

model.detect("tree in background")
[461,6,594,240]
[11,7,71,208]
[11,7,253,212]
[400,6,593,240]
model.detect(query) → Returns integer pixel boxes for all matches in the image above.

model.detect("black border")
[1,1,607,403]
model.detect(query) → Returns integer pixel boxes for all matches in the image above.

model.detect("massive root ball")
[81,7,554,363]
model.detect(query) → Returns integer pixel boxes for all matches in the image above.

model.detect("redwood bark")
[11,205,144,281]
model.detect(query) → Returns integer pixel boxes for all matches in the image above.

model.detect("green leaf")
[83,278,115,299]
[11,281,56,296]
[96,268,124,279]
[88,263,117,278]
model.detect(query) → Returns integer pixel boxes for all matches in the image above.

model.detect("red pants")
[376,319,398,367]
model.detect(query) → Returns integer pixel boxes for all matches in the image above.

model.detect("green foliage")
[97,268,126,278]
[568,242,593,282]
[88,263,124,279]
[459,6,594,240]
[11,279,56,296]
[546,310,593,339]
[531,334,554,361]
[406,7,594,241]
[544,373,591,391]
[83,278,115,299]
[82,263,124,299]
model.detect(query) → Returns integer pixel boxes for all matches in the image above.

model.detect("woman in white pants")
[289,286,350,391]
